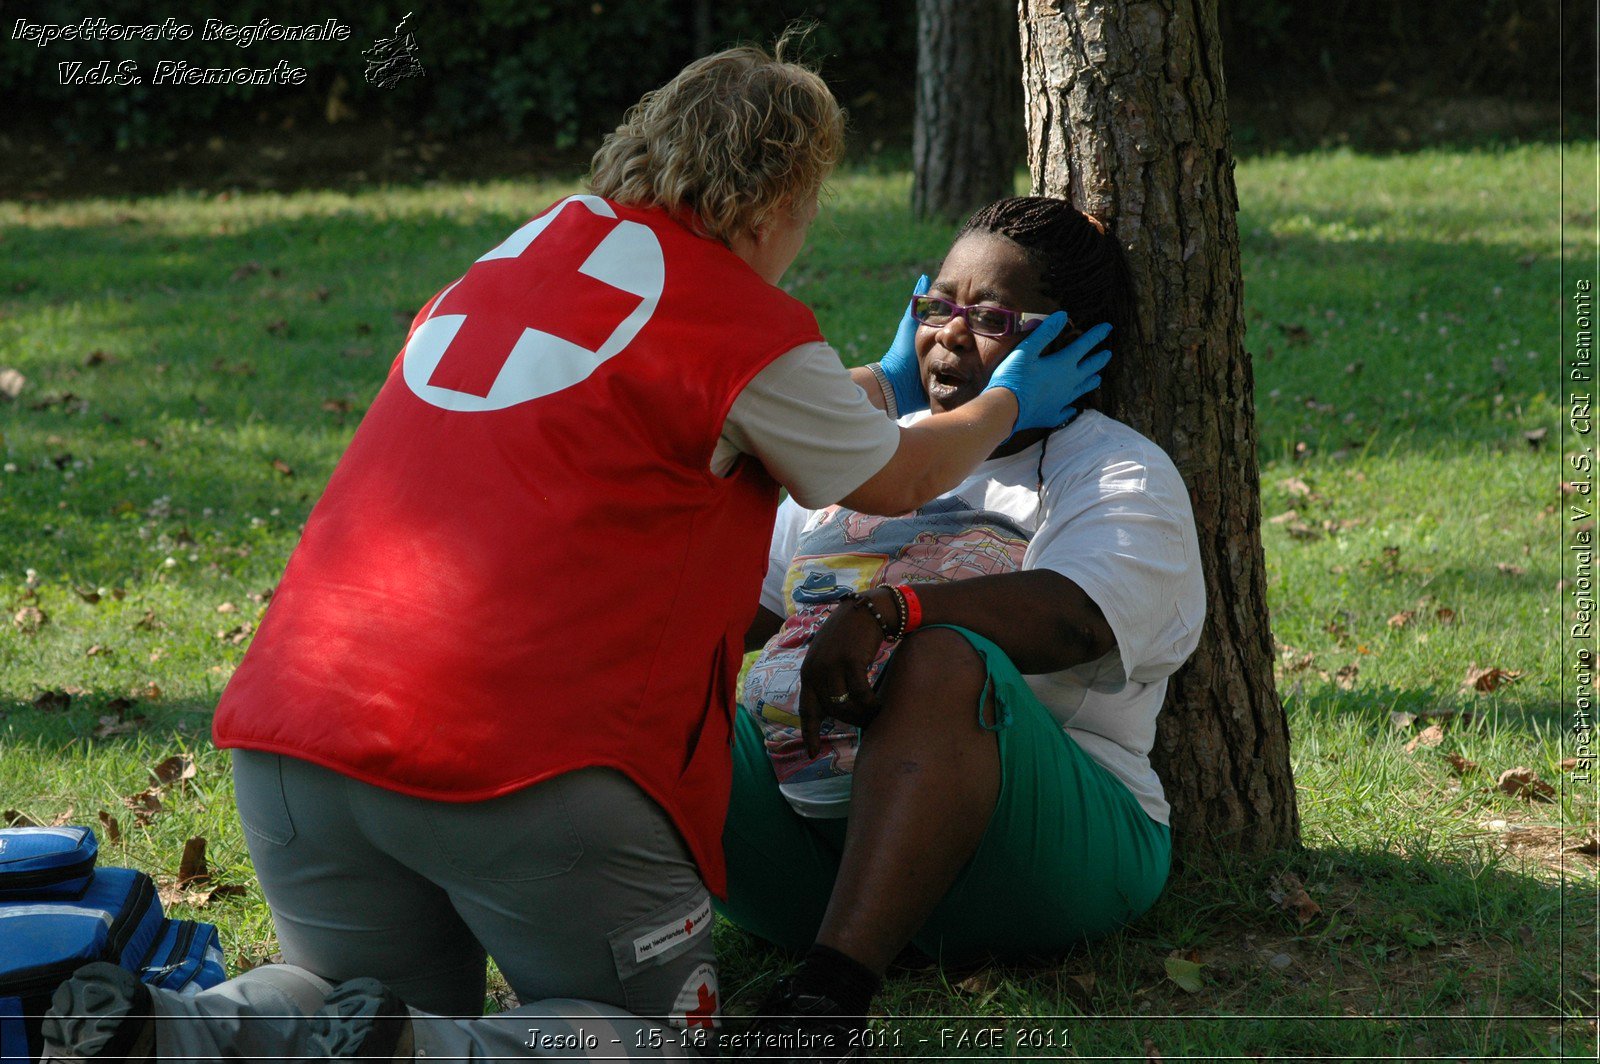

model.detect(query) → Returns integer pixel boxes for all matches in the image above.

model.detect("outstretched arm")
[796,570,1114,757]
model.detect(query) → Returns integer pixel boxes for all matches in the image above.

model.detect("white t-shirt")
[747,410,1205,825]
[713,342,901,509]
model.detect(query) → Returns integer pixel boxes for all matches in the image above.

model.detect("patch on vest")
[671,962,720,1030]
[402,194,664,411]
[633,894,712,964]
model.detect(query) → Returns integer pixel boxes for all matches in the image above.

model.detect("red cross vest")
[213,195,825,895]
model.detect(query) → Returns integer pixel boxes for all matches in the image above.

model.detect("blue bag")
[138,919,226,992]
[0,827,97,900]
[0,826,228,1063]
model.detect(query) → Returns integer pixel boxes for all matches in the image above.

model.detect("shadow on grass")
[713,836,1592,1056]
[3,692,217,751]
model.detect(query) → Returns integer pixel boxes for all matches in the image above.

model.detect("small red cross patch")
[425,206,645,398]
[686,982,718,1029]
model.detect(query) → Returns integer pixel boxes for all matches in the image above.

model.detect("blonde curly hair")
[588,34,845,247]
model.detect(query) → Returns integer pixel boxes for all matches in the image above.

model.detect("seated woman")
[721,196,1206,1045]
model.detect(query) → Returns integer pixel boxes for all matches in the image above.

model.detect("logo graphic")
[633,895,712,963]
[671,963,720,1030]
[402,195,664,411]
[363,11,425,89]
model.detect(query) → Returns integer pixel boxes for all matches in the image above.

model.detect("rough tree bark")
[912,0,1024,223]
[1019,0,1299,857]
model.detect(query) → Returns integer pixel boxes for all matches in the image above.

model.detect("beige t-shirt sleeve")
[712,342,901,509]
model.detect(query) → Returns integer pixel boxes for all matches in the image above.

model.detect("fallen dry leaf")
[1267,509,1300,525]
[144,682,162,699]
[1285,522,1322,541]
[2,810,41,827]
[1404,724,1445,752]
[954,969,1001,996]
[1445,752,1480,776]
[1281,652,1316,673]
[1334,664,1359,690]
[92,713,145,739]
[1495,562,1527,577]
[1387,610,1417,628]
[1435,607,1458,625]
[1268,871,1322,925]
[74,587,102,604]
[1561,758,1582,771]
[178,836,209,886]
[1144,1037,1164,1062]
[97,810,122,844]
[271,458,294,477]
[1564,834,1600,858]
[1497,767,1556,802]
[1277,477,1312,498]
[1464,665,1522,693]
[134,609,161,631]
[31,689,71,713]
[215,602,237,614]
[150,754,196,788]
[1163,951,1204,993]
[194,883,248,907]
[1390,710,1417,729]
[121,788,164,824]
[13,606,47,633]
[217,622,256,645]
[0,367,26,399]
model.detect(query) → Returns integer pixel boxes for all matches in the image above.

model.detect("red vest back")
[213,195,824,894]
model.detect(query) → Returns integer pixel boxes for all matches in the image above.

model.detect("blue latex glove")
[874,274,931,416]
[982,316,1113,434]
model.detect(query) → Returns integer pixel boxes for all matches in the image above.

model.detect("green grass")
[1,143,1595,1059]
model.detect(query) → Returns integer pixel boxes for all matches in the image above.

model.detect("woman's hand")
[984,318,1113,435]
[875,275,931,416]
[797,590,895,757]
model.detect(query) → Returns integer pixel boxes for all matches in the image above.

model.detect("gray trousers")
[151,966,698,1060]
[159,751,719,1059]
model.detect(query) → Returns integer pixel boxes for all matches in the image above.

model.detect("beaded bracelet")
[848,590,898,641]
[879,583,909,639]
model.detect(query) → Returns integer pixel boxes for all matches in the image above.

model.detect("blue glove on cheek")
[982,317,1114,435]
[875,274,931,416]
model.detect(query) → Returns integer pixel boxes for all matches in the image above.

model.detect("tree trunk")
[912,0,1024,223]
[1019,0,1299,858]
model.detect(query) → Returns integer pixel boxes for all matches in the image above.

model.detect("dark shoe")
[40,962,156,1063]
[726,976,867,1061]
[307,977,415,1060]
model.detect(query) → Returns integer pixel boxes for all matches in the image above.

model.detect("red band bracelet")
[894,583,922,633]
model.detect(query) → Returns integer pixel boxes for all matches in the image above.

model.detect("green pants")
[719,626,1172,965]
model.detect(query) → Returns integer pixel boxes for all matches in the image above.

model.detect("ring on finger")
[825,692,851,705]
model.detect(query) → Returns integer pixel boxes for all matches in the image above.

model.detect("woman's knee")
[880,627,987,710]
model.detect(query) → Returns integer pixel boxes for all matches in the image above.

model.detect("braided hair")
[958,197,1132,408]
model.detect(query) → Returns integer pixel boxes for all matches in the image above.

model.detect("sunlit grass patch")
[1,144,1591,1057]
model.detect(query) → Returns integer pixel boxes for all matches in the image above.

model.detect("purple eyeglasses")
[908,295,1054,338]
